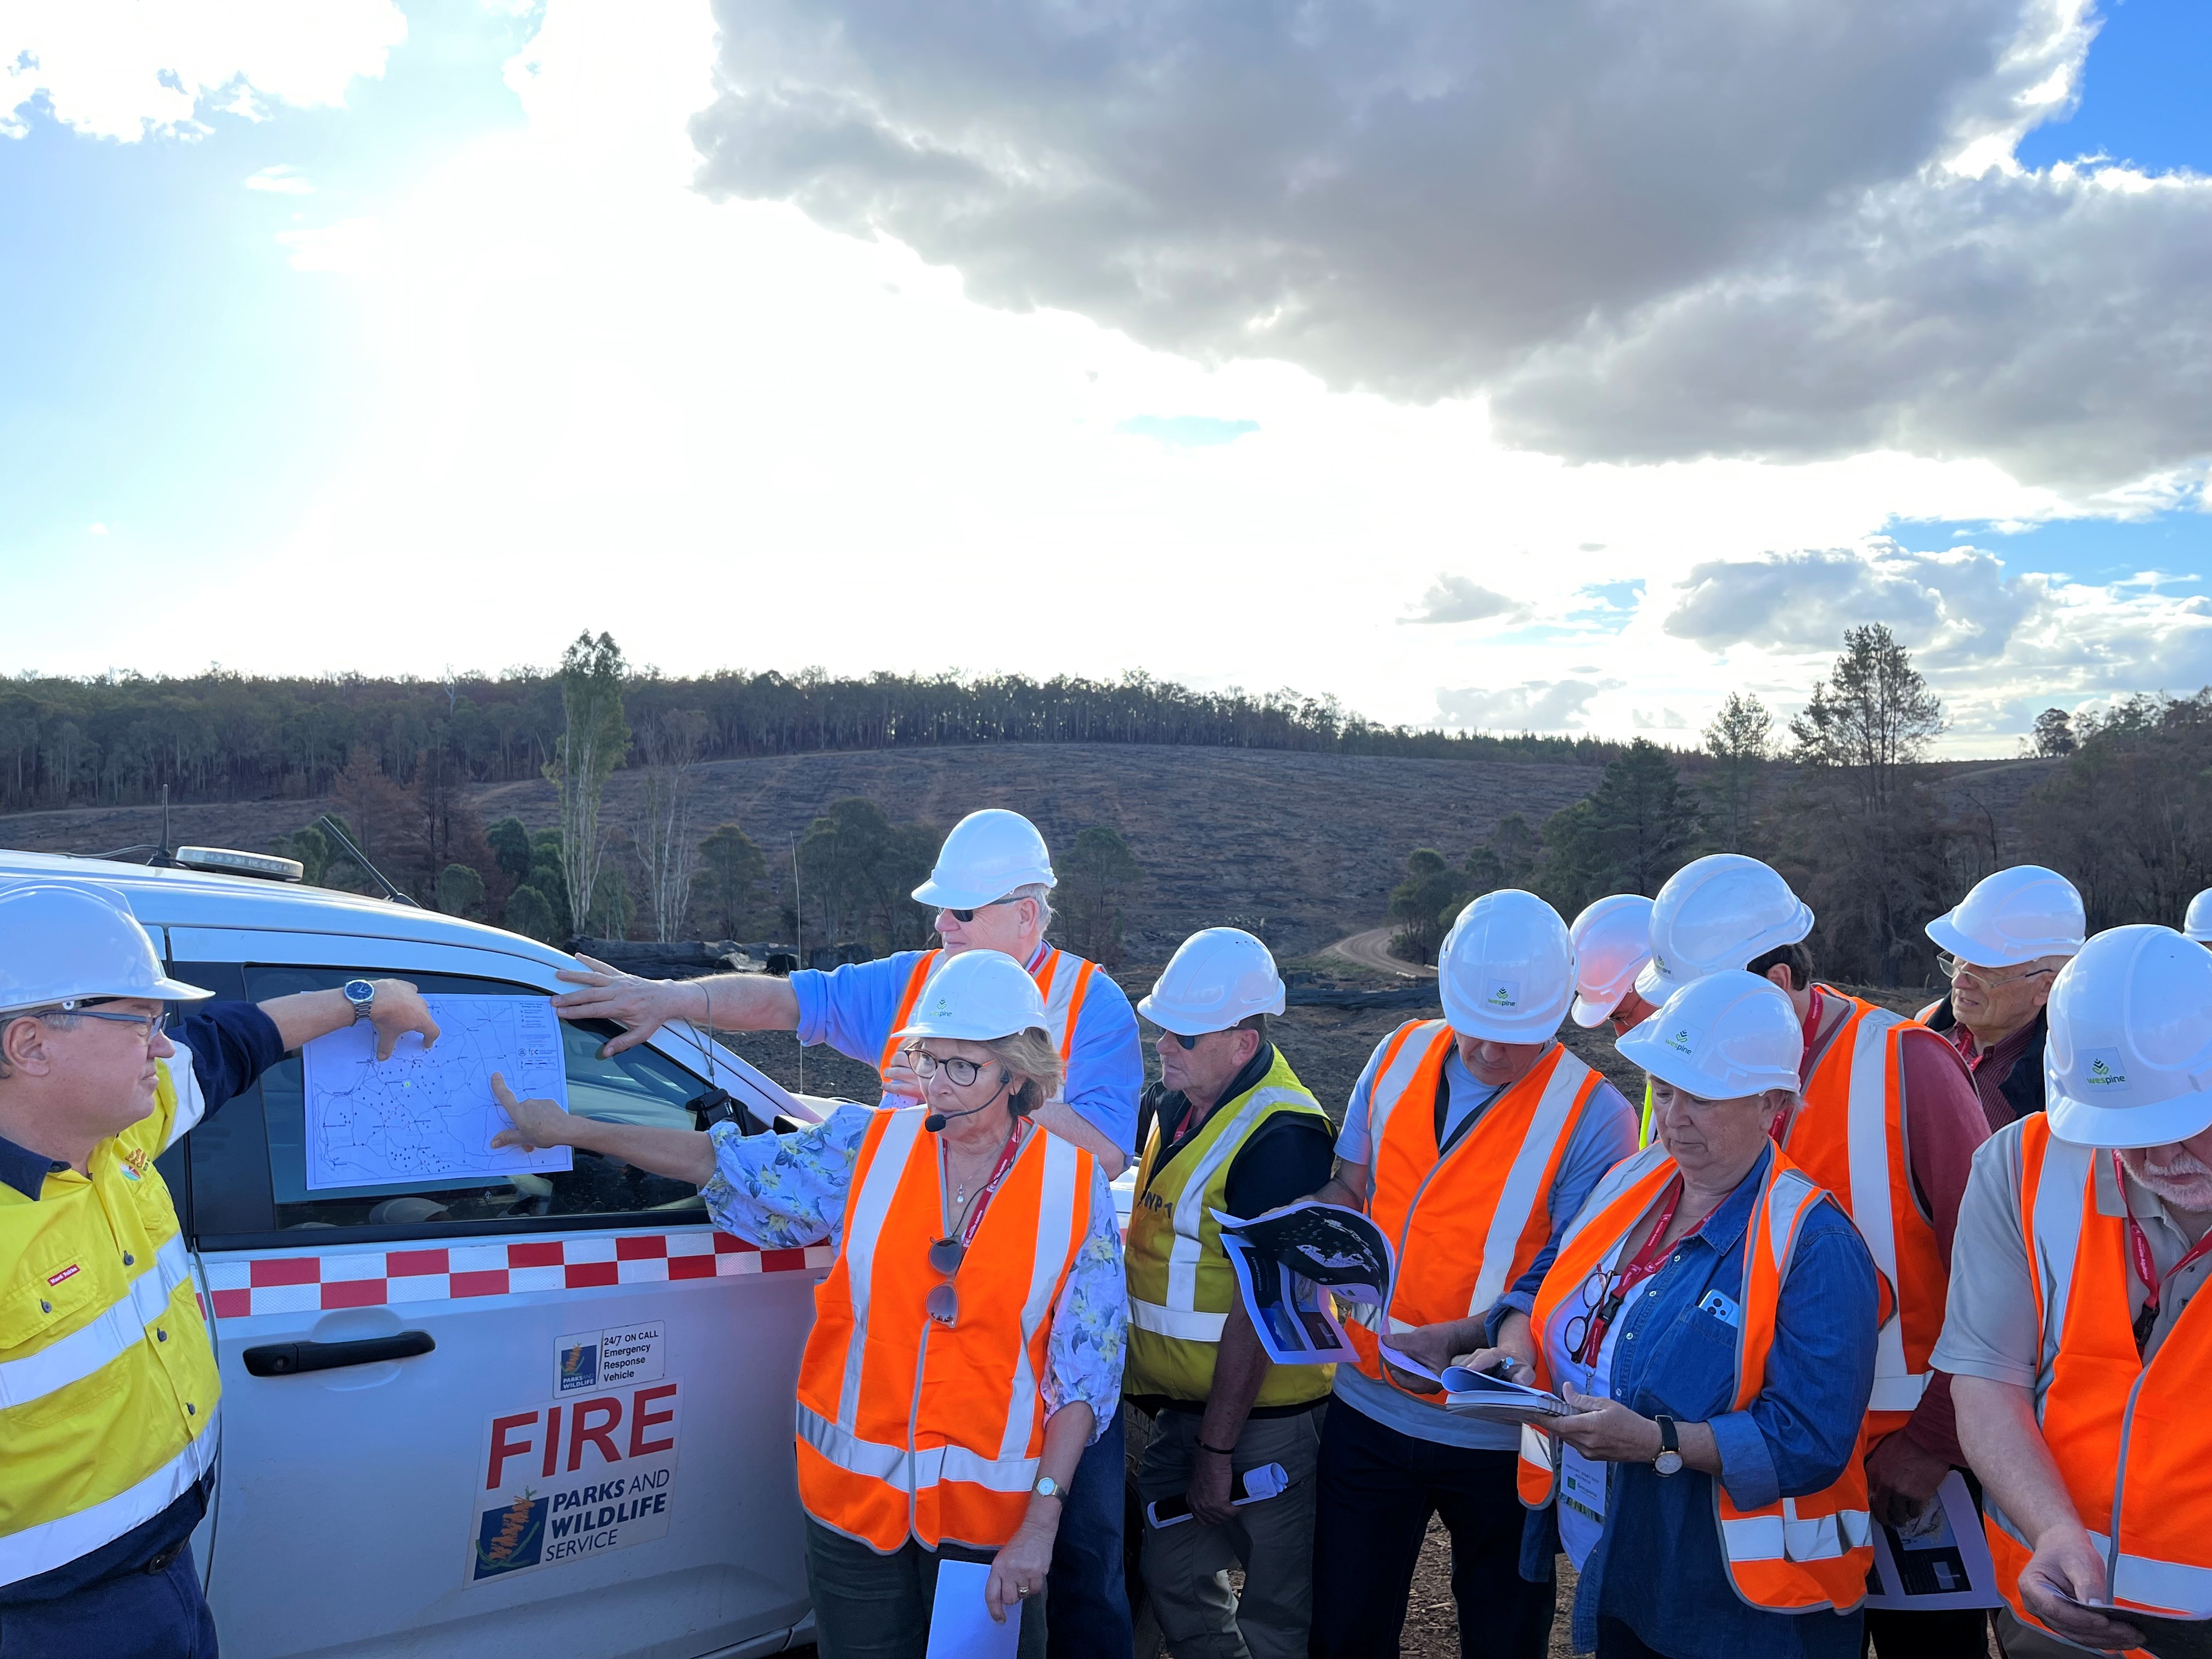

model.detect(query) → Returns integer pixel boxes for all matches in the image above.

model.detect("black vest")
[1923,996,2046,1125]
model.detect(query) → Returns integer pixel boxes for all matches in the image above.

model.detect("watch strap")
[1655,1414,1679,1453]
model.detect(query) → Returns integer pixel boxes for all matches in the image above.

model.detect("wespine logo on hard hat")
[2081,1049,2130,1091]
[1663,1027,1695,1057]
[1486,981,1521,1009]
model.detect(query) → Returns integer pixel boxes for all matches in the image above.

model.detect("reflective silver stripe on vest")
[998,1135,1081,1463]
[0,1232,194,1410]
[1127,1300,1228,1340]
[1556,1143,1672,1256]
[0,1410,218,1588]
[838,1109,927,1431]
[1164,1086,1319,1316]
[1465,1052,1595,1316]
[1838,1008,1917,1403]
[795,1404,1041,1497]
[1719,1504,1873,1563]
[1037,951,1090,1065]
[1364,1023,1446,1160]
[2028,1135,2093,1400]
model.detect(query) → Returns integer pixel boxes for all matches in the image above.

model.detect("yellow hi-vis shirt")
[1124,1047,1336,1407]
[1,1056,221,1589]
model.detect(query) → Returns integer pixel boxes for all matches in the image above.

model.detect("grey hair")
[1003,881,1054,932]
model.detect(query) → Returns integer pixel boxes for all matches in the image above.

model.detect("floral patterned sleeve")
[1042,1165,1128,1446]
[701,1103,875,1251]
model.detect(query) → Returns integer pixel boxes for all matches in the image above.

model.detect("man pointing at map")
[0,883,439,1658]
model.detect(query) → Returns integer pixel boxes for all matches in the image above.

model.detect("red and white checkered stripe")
[203,1231,832,1318]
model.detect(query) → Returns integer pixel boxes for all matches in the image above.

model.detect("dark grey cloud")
[686,1,2212,490]
[1400,574,1527,625]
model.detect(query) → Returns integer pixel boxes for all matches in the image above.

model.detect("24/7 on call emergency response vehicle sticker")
[470,1380,682,1583]
[556,1322,664,1396]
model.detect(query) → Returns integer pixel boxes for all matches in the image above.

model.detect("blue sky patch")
[2017,0,2212,175]
[1114,415,1260,447]
[1886,505,2212,590]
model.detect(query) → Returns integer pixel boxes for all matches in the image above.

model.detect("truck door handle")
[242,1331,435,1376]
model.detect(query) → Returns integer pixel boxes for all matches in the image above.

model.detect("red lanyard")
[2112,1150,2212,1351]
[1573,1178,1715,1365]
[952,1126,1025,1248]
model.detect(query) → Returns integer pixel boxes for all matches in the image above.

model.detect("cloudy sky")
[3,1,2207,753]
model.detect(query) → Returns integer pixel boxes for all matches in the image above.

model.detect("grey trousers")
[1135,1406,1327,1659]
[805,1516,1047,1659]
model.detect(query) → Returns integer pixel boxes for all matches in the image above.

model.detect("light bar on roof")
[174,846,304,883]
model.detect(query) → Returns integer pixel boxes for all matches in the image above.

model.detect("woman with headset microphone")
[492,948,1127,1658]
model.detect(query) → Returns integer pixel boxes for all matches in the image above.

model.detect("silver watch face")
[1033,1476,1060,1498]
[1654,1450,1684,1476]
[343,979,376,1011]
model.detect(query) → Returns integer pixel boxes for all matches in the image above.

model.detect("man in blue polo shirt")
[552,806,1143,1659]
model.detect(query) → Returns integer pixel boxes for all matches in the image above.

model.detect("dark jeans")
[1862,1607,1993,1657]
[805,1517,1046,1659]
[1596,1617,1664,1658]
[1308,1402,1555,1659]
[0,1544,218,1659]
[1046,1407,1134,1659]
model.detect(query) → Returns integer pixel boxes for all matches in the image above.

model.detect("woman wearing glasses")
[1458,971,1879,1659]
[493,947,1125,1659]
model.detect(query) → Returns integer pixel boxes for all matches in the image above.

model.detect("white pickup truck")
[1,848,825,1659]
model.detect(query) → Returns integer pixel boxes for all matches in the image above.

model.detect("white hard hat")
[1618,969,1802,1101]
[891,950,1048,1045]
[1925,865,2085,967]
[2045,926,2212,1149]
[911,809,1057,911]
[0,883,216,1015]
[2184,889,2212,944]
[1139,928,1286,1036]
[1438,890,1576,1043]
[1637,854,1815,1002]
[1569,894,1655,1028]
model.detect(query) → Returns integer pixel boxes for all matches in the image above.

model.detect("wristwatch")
[1031,1476,1062,1499]
[342,979,377,1023]
[1652,1414,1684,1477]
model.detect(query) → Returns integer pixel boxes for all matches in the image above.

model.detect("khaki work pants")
[1135,1405,1325,1659]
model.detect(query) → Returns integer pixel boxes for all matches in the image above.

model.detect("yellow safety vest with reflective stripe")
[1637,1076,1655,1147]
[1123,1048,1335,1407]
[1,1058,221,1589]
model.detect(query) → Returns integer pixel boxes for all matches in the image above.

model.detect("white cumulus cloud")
[2,0,405,141]
[1436,679,1622,733]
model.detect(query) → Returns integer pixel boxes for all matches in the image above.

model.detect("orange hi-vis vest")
[1984,1115,2212,1628]
[1780,989,1946,1434]
[1516,1142,1876,1614]
[794,1107,1093,1554]
[1343,1023,1603,1396]
[878,947,1100,1094]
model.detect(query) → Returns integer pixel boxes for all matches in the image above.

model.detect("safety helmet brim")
[1923,911,2074,970]
[893,1014,1049,1046]
[1568,990,1621,1029]
[911,874,1018,911]
[0,974,215,1017]
[2047,1086,2212,1151]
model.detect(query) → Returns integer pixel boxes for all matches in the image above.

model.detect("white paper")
[302,996,573,1191]
[1442,1367,1575,1424]
[926,1559,1022,1659]
[1863,1471,2002,1611]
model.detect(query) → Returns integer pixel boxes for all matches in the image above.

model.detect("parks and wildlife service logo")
[121,1147,151,1182]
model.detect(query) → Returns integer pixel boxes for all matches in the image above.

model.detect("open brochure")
[1379,1347,1576,1423]
[1211,1201,1395,1367]
[2050,1591,2212,1659]
[1862,1471,2002,1612]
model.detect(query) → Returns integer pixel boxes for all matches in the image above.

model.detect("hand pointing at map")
[489,1074,573,1152]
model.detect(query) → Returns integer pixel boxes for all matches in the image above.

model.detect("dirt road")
[1323,927,1435,979]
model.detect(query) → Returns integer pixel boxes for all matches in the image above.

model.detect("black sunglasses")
[1154,1030,1208,1050]
[944,896,1022,923]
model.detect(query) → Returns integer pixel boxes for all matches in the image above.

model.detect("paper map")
[301,996,574,1191]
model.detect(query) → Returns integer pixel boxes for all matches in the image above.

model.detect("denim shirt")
[1519,1144,1878,1658]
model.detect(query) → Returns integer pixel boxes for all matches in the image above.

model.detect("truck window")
[178,962,719,1243]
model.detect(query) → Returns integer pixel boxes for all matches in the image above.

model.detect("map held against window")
[301,996,575,1191]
